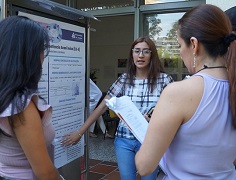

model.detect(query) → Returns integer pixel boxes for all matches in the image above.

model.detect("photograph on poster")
[72,82,80,96]
[118,58,127,68]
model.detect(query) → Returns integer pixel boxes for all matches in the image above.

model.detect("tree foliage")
[146,15,162,44]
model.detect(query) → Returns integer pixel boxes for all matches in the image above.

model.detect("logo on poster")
[71,32,83,40]
[47,23,62,43]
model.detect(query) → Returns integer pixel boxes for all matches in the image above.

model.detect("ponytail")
[225,33,236,128]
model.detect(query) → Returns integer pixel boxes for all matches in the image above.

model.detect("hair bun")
[224,33,236,46]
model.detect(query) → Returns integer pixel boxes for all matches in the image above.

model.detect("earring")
[193,54,196,68]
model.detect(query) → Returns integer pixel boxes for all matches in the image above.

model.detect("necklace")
[195,65,226,74]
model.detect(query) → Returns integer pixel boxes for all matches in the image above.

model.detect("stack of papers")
[105,96,148,143]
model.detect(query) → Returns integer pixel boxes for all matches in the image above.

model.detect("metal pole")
[83,18,91,180]
[134,0,141,40]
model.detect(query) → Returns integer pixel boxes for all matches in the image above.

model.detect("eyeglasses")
[132,48,152,56]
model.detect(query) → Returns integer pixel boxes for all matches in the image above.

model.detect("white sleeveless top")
[160,73,236,180]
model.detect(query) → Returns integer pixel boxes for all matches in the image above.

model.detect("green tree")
[166,21,178,40]
[145,15,162,44]
[163,21,179,58]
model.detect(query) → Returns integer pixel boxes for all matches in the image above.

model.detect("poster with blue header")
[18,11,86,168]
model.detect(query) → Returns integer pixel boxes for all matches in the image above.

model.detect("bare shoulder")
[23,100,40,116]
[162,75,204,100]
[159,76,204,122]
[12,101,40,127]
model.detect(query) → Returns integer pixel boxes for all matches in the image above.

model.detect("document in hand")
[105,96,148,143]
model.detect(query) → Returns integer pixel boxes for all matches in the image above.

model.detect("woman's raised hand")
[61,130,82,146]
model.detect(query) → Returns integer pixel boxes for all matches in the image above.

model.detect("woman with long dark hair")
[135,4,236,179]
[0,16,61,180]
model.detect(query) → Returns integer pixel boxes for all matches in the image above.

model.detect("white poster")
[18,12,86,168]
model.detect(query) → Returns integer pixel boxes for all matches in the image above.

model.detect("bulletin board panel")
[20,10,86,168]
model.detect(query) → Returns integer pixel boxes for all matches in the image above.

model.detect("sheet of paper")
[106,96,148,143]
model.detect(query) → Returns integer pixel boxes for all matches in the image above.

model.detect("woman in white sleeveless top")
[136,4,236,180]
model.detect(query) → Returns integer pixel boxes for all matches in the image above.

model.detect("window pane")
[145,0,198,5]
[77,0,134,11]
[144,12,190,81]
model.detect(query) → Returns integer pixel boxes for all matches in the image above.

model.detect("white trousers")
[89,116,106,134]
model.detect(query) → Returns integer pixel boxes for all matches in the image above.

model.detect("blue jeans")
[114,137,158,180]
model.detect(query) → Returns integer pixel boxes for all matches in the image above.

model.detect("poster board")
[17,11,86,168]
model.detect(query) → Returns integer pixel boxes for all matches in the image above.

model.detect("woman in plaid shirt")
[62,36,173,179]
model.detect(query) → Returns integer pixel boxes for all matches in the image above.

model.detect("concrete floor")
[89,123,117,163]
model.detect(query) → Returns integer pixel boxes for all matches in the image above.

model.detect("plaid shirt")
[107,73,174,139]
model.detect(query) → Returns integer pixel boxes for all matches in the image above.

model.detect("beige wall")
[90,15,134,92]
[206,0,236,11]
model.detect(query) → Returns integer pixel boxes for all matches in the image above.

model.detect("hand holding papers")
[105,96,148,143]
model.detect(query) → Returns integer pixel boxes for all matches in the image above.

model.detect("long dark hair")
[178,4,236,128]
[125,36,164,93]
[0,16,49,126]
